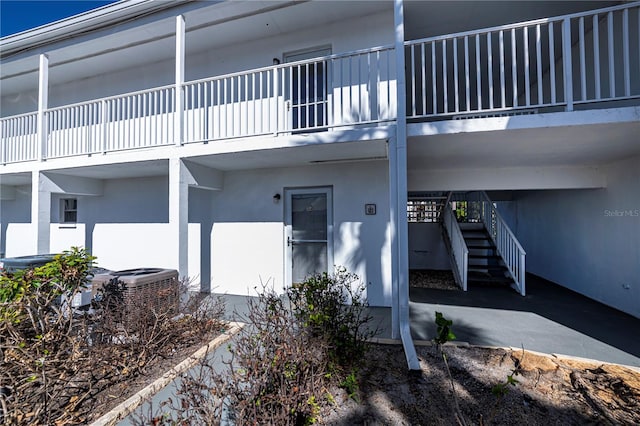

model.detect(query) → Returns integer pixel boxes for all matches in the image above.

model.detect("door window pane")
[292,193,327,241]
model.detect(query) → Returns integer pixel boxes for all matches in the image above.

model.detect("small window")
[61,198,78,223]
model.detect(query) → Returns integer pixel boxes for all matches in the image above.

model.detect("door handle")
[287,236,292,246]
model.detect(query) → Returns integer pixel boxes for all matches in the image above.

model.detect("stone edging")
[91,321,245,426]
[367,337,640,373]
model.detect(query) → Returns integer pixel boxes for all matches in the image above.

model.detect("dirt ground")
[320,269,639,425]
[89,273,640,425]
[322,343,640,425]
[112,336,640,426]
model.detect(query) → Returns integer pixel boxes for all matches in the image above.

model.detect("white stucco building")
[1,1,639,366]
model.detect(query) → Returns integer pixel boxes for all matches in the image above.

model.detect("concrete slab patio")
[366,274,640,368]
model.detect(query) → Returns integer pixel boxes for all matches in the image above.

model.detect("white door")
[285,187,333,285]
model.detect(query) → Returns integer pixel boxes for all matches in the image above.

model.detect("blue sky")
[1,0,118,37]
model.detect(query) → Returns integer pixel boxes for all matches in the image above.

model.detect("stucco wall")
[0,184,31,257]
[503,155,640,318]
[408,222,450,270]
[1,162,393,306]
[210,161,392,306]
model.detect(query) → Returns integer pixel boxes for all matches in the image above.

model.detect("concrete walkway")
[368,274,640,367]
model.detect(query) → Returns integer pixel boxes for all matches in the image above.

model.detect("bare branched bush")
[135,269,375,426]
[0,249,224,425]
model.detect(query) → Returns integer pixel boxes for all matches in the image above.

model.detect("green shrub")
[288,267,375,365]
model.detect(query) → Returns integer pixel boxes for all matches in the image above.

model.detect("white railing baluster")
[487,32,493,109]
[608,11,615,98]
[549,23,556,104]
[593,14,601,100]
[421,43,426,115]
[432,42,437,114]
[499,30,506,108]
[442,39,448,113]
[524,26,530,106]
[562,18,574,110]
[464,36,470,111]
[476,34,482,110]
[536,24,543,104]
[453,37,459,112]
[101,99,107,153]
[579,17,587,101]
[411,45,416,116]
[623,8,630,97]
[512,27,518,107]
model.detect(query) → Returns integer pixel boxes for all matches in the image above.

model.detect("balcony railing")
[1,112,38,163]
[2,2,638,165]
[1,46,396,164]
[406,2,640,119]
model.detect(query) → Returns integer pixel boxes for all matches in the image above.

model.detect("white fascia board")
[0,0,189,57]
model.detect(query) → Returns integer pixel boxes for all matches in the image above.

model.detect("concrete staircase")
[459,223,514,287]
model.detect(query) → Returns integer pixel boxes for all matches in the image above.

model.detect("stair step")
[458,222,484,230]
[468,265,508,273]
[467,275,514,285]
[463,235,491,240]
[467,245,496,250]
[469,254,501,259]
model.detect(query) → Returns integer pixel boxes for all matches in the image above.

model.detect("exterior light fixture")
[273,58,281,65]
[273,193,281,203]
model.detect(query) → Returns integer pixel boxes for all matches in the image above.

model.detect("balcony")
[406,2,640,119]
[1,46,396,165]
[1,2,639,165]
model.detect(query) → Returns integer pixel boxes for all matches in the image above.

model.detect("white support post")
[32,171,51,254]
[37,54,49,161]
[393,0,420,371]
[175,15,185,146]
[169,158,189,279]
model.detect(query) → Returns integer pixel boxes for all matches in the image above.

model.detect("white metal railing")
[406,2,640,118]
[0,47,395,163]
[442,200,468,291]
[46,86,175,159]
[469,191,526,296]
[182,46,396,143]
[1,112,38,164]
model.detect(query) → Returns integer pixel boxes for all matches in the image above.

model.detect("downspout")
[393,0,420,371]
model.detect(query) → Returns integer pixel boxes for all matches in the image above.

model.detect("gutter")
[393,0,420,371]
[0,0,191,58]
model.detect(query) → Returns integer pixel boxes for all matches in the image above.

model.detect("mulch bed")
[410,269,459,291]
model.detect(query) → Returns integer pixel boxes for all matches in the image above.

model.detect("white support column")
[37,54,49,161]
[169,158,189,279]
[393,0,420,371]
[175,15,185,146]
[31,171,51,254]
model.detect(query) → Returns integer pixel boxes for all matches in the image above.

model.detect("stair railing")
[442,199,468,291]
[477,191,526,295]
